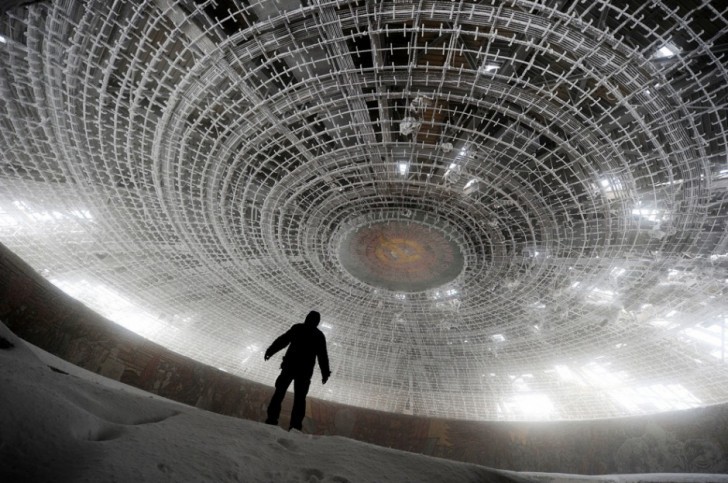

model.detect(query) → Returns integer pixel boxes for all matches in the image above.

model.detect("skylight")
[598,178,623,192]
[397,162,409,176]
[654,42,679,59]
[632,207,662,222]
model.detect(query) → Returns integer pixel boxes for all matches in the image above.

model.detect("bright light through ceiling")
[1,0,727,421]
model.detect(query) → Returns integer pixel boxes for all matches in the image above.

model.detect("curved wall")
[1,241,726,474]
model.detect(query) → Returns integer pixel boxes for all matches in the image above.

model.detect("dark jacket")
[266,320,330,380]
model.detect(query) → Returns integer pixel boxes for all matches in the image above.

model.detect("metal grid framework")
[1,0,727,421]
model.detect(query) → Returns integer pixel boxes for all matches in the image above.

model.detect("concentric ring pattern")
[1,0,727,420]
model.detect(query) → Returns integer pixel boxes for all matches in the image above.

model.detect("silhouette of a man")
[264,310,331,431]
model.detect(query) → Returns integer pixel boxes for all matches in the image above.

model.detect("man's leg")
[289,375,311,430]
[266,370,294,425]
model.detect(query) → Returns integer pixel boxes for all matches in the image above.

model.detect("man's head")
[304,310,321,326]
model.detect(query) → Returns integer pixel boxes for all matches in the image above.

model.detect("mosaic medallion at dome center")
[338,221,465,292]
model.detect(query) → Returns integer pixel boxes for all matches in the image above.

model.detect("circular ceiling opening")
[338,220,465,292]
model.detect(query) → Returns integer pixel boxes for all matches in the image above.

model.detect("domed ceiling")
[1,0,727,420]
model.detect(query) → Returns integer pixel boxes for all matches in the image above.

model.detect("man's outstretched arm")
[264,329,292,360]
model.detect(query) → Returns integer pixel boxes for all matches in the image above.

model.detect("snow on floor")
[1,322,726,483]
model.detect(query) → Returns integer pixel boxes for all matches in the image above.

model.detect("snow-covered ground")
[1,322,726,483]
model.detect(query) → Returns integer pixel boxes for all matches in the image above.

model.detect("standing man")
[264,310,331,431]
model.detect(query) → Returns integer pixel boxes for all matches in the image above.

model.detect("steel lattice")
[1,0,727,420]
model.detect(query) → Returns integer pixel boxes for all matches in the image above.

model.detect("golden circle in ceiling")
[339,222,464,292]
